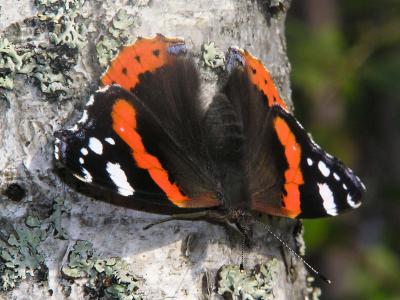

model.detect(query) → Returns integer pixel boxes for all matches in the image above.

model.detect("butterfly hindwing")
[226,47,288,109]
[221,67,288,216]
[273,107,365,218]
[223,50,365,219]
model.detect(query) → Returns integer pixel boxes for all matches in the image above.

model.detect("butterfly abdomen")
[204,93,245,163]
[203,93,250,209]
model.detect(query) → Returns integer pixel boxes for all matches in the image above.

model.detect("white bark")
[0,0,316,299]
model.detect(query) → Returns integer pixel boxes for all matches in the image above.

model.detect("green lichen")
[35,0,85,20]
[305,276,321,300]
[0,38,32,89]
[0,38,18,89]
[35,0,90,49]
[33,0,89,96]
[96,36,120,68]
[36,0,89,50]
[0,217,47,291]
[25,215,41,228]
[202,41,225,69]
[36,0,84,10]
[46,197,70,239]
[217,259,278,300]
[48,16,88,49]
[0,197,70,291]
[0,0,91,98]
[294,222,306,257]
[0,36,71,95]
[109,9,136,40]
[96,9,137,68]
[61,240,142,300]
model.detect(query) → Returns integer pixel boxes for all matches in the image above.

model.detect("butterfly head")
[154,34,187,56]
[225,47,246,72]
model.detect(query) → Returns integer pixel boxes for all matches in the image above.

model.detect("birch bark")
[0,0,316,299]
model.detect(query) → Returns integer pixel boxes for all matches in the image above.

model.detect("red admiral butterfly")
[54,33,365,232]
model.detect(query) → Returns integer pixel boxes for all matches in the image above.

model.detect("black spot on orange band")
[153,49,160,57]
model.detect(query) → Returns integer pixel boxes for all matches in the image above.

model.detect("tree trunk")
[0,0,316,299]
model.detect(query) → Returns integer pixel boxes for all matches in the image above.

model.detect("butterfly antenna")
[255,220,331,284]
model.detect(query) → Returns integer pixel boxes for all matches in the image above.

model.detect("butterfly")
[54,34,365,228]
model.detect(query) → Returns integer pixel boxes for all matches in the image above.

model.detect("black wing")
[55,57,221,210]
[221,63,365,218]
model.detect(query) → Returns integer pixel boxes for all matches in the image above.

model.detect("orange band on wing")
[274,116,304,218]
[111,99,189,206]
[101,35,185,91]
[240,50,287,109]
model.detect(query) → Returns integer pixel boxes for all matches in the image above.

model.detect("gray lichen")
[305,276,322,300]
[202,41,225,69]
[0,38,32,89]
[0,217,47,291]
[61,240,142,300]
[96,8,138,68]
[217,259,279,300]
[109,9,137,41]
[35,0,88,49]
[294,221,306,257]
[96,36,120,68]
[0,197,70,291]
[46,197,70,240]
[0,0,90,98]
[0,38,17,89]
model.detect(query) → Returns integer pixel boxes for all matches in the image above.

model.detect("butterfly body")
[54,34,365,226]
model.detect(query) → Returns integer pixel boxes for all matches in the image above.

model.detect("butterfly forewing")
[55,36,221,210]
[223,50,365,218]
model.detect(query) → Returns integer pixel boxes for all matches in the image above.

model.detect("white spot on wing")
[307,158,313,166]
[318,161,330,177]
[68,124,79,132]
[105,137,115,145]
[89,137,103,155]
[318,183,338,216]
[98,85,113,93]
[106,162,134,196]
[295,119,304,129]
[86,95,95,107]
[347,194,361,208]
[81,148,89,156]
[78,110,88,124]
[79,157,84,164]
[74,168,93,183]
[356,175,366,190]
[333,172,340,181]
[308,133,321,149]
[82,168,92,182]
[54,141,60,160]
